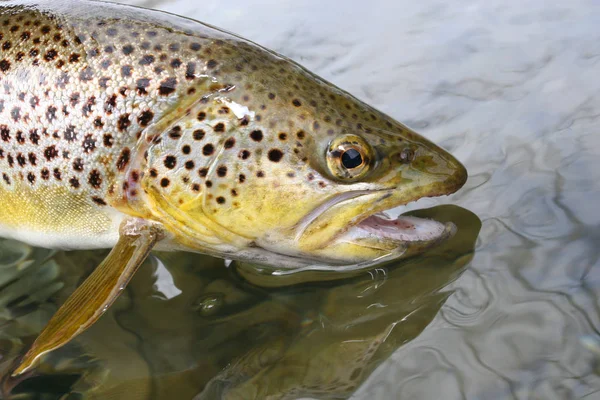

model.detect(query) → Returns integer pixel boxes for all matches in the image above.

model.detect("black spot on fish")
[44,145,58,160]
[193,129,205,140]
[82,135,96,153]
[170,58,182,69]
[217,165,227,177]
[185,62,196,80]
[164,156,176,169]
[10,107,20,122]
[70,93,80,106]
[79,67,93,81]
[121,65,132,77]
[136,78,150,95]
[168,126,182,139]
[16,153,26,167]
[29,96,39,108]
[224,138,235,149]
[158,77,177,95]
[92,197,107,206]
[116,148,130,171]
[64,125,77,141]
[268,149,283,162]
[0,59,10,72]
[0,126,9,142]
[45,105,57,122]
[99,77,111,89]
[122,44,134,55]
[104,95,117,114]
[103,134,113,147]
[138,110,154,127]
[29,130,39,144]
[88,170,102,189]
[250,130,263,142]
[82,96,95,117]
[73,158,84,171]
[100,59,112,69]
[117,114,131,131]
[202,143,214,156]
[43,49,57,61]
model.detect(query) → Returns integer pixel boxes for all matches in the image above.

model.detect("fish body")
[0,0,469,374]
[0,0,233,251]
[0,0,466,269]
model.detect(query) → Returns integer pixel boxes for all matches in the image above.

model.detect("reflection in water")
[0,206,479,399]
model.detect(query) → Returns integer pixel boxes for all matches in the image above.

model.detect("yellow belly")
[0,182,124,250]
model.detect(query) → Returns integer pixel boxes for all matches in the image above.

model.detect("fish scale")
[0,0,468,375]
[0,1,381,251]
[0,1,243,249]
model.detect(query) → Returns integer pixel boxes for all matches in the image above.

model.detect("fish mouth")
[292,185,460,259]
[338,201,457,250]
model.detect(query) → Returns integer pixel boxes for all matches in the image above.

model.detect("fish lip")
[320,179,468,249]
[342,164,469,244]
[332,194,446,246]
[293,189,389,242]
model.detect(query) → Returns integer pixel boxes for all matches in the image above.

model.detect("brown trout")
[0,0,467,375]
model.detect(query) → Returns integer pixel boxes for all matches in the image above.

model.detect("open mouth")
[355,211,449,242]
[338,199,457,249]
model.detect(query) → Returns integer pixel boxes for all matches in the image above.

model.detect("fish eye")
[341,148,363,169]
[326,135,372,181]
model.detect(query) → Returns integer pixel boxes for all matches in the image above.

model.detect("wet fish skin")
[0,0,466,267]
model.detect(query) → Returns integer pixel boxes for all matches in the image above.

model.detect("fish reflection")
[0,205,479,399]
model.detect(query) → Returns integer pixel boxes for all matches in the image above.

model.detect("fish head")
[137,44,467,269]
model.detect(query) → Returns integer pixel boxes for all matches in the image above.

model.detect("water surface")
[1,0,600,398]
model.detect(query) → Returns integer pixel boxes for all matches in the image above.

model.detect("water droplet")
[191,294,223,316]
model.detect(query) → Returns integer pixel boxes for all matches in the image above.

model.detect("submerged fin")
[12,219,164,376]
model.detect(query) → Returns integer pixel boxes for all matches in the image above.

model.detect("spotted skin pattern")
[0,0,467,266]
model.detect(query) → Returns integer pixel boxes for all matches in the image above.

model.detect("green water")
[0,206,479,399]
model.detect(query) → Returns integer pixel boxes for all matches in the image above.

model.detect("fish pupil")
[341,149,363,169]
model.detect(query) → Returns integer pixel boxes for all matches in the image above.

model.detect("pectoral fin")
[12,219,164,376]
